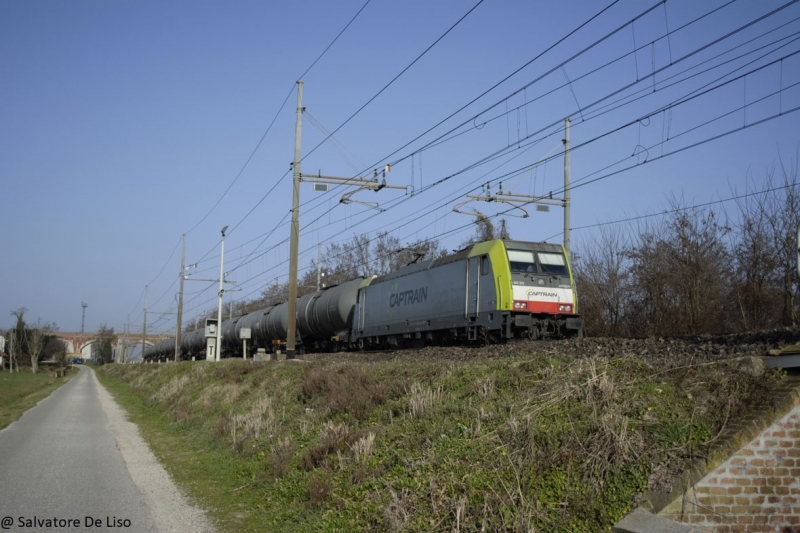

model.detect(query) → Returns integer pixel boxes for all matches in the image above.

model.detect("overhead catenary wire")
[183,0,742,281]
[182,0,373,239]
[405,38,800,212]
[298,0,487,165]
[171,0,480,282]
[242,0,762,263]
[164,1,800,323]
[212,70,800,313]
[193,95,799,320]
[361,0,626,173]
[132,1,374,317]
[386,0,800,202]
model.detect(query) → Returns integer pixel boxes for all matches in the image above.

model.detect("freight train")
[143,239,582,361]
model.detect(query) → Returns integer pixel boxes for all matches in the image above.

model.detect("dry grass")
[349,431,375,463]
[407,382,442,418]
[231,393,277,446]
[155,374,190,403]
[307,470,333,506]
[194,382,248,409]
[300,362,396,421]
[264,436,295,479]
[474,376,495,399]
[383,488,415,532]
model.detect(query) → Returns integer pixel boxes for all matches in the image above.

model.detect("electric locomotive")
[350,239,582,349]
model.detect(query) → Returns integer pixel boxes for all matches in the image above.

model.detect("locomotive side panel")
[354,252,500,340]
[358,259,463,337]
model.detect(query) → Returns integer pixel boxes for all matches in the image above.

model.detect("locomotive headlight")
[514,301,528,310]
[558,304,573,313]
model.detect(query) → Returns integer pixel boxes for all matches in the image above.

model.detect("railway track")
[293,327,800,369]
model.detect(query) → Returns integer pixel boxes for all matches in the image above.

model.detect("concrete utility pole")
[563,117,571,262]
[287,81,304,360]
[81,302,88,334]
[316,243,322,291]
[452,117,573,264]
[142,286,148,362]
[286,82,408,358]
[175,234,186,362]
[122,315,129,364]
[216,226,228,362]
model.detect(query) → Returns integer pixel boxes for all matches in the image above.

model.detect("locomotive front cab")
[504,242,582,338]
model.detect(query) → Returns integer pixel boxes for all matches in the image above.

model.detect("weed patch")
[300,362,400,421]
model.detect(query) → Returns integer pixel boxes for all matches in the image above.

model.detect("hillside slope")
[98,332,797,532]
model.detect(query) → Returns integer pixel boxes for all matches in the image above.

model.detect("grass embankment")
[0,367,76,430]
[97,344,784,532]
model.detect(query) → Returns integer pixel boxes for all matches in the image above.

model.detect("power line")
[435,44,800,206]
[364,0,625,173]
[299,0,487,163]
[134,0,374,313]
[169,1,800,320]
[187,0,684,283]
[182,1,374,239]
[568,181,800,234]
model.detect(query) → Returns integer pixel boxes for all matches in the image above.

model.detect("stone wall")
[659,395,800,532]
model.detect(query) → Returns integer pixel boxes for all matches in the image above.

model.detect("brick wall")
[660,397,800,532]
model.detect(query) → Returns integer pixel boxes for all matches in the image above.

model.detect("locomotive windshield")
[537,252,569,276]
[507,249,569,276]
[507,250,536,273]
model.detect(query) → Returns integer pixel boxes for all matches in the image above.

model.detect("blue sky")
[2,0,799,335]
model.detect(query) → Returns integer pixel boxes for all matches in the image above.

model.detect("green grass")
[0,367,77,430]
[97,348,785,532]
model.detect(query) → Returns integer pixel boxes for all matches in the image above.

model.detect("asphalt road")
[0,366,213,533]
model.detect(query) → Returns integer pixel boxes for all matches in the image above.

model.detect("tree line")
[573,161,799,337]
[3,308,66,372]
[2,308,117,371]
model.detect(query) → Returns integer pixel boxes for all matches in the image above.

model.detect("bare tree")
[95,324,117,364]
[573,226,631,337]
[764,155,800,326]
[320,231,447,284]
[10,307,28,358]
[26,328,44,373]
[731,172,782,330]
[663,204,732,334]
[459,214,511,249]
[7,308,29,371]
[625,219,674,336]
[573,154,797,337]
[730,154,800,328]
[260,280,289,307]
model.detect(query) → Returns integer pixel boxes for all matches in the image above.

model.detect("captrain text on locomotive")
[144,239,583,361]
